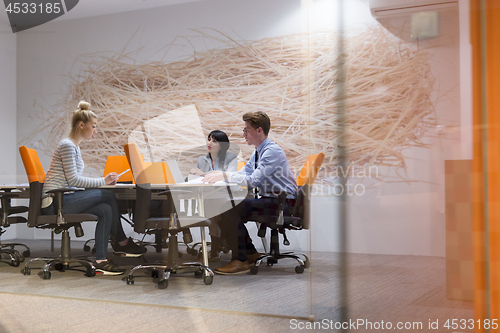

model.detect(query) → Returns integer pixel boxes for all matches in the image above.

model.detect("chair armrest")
[0,192,19,199]
[0,191,28,227]
[46,188,83,225]
[1,194,17,223]
[276,192,286,226]
[46,188,85,193]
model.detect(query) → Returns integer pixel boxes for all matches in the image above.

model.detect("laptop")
[166,160,186,184]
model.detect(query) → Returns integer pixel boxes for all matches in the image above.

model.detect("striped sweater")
[42,138,105,199]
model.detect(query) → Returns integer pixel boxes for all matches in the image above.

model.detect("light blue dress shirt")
[231,138,297,198]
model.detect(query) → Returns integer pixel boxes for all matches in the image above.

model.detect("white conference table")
[1,182,247,225]
[101,182,246,220]
[1,182,247,261]
[0,184,30,198]
[103,182,246,269]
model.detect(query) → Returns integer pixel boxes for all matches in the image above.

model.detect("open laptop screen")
[166,160,186,183]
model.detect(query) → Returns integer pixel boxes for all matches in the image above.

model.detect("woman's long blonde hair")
[70,101,97,136]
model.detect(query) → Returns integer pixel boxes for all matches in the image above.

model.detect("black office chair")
[19,146,97,279]
[0,190,30,266]
[124,143,214,289]
[248,153,324,275]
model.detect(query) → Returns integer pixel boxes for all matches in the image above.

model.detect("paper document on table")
[185,177,228,185]
[186,176,203,184]
[187,174,201,182]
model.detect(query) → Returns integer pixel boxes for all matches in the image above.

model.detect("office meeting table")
[1,182,246,271]
[100,182,247,267]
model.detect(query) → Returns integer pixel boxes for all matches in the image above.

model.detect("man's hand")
[202,171,224,183]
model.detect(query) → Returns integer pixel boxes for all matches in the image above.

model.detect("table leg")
[200,226,209,268]
[50,230,54,252]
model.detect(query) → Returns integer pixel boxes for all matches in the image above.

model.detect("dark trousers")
[219,197,290,262]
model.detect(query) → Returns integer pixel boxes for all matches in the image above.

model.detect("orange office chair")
[124,143,213,289]
[19,146,97,279]
[102,155,135,184]
[124,144,181,253]
[249,153,325,275]
[123,145,175,184]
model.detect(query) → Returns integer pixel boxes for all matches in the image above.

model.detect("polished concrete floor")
[0,239,473,332]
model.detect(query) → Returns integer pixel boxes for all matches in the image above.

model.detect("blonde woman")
[41,101,146,275]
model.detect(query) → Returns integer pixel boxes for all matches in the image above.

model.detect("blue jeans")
[42,189,127,260]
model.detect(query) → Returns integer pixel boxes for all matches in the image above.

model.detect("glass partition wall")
[323,1,499,332]
[312,0,477,331]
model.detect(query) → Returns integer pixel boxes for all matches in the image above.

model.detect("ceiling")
[0,0,205,28]
[56,0,205,21]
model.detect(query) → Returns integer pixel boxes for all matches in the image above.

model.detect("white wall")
[0,10,18,240]
[14,0,465,256]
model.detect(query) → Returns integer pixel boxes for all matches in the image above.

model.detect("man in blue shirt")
[203,111,297,274]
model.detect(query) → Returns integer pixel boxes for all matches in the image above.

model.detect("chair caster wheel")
[126,277,134,285]
[54,263,64,271]
[197,251,204,260]
[295,265,304,274]
[204,276,213,285]
[42,271,51,280]
[12,252,24,263]
[250,266,259,275]
[11,259,20,267]
[267,259,274,266]
[21,267,31,275]
[194,269,203,278]
[151,269,160,278]
[86,268,96,277]
[23,250,30,258]
[158,280,168,289]
[304,259,310,269]
[83,245,91,252]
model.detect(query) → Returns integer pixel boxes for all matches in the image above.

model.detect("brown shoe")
[215,259,250,275]
[246,252,262,264]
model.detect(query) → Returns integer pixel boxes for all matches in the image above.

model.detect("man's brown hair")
[242,111,270,136]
